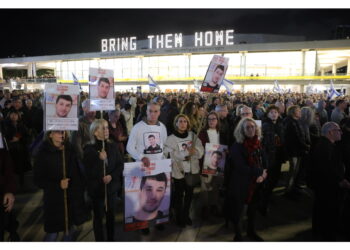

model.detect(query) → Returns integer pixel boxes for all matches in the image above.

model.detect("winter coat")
[164,131,204,179]
[261,117,285,167]
[2,120,31,173]
[33,141,88,233]
[0,149,16,196]
[283,116,310,157]
[83,140,123,199]
[226,142,265,224]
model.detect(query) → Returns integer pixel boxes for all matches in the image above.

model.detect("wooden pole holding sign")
[62,144,69,235]
[101,111,108,212]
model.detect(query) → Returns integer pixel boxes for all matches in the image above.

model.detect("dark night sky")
[0,9,349,58]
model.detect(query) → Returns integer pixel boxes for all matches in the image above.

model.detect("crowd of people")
[1,88,350,242]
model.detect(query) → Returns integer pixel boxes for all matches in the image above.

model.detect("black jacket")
[34,141,88,233]
[226,142,265,224]
[283,116,310,157]
[83,140,123,199]
[261,117,285,167]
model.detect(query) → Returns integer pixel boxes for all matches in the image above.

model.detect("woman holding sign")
[83,119,123,241]
[227,118,267,241]
[164,114,204,227]
[33,131,88,241]
[198,111,226,219]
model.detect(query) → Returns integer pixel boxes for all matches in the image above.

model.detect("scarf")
[243,135,261,166]
[243,135,262,204]
[173,130,189,139]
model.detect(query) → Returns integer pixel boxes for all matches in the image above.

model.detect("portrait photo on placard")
[202,143,228,175]
[89,76,114,100]
[201,55,229,93]
[143,132,162,154]
[46,93,78,118]
[124,172,170,231]
[177,140,192,152]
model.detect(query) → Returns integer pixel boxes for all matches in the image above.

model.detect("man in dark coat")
[0,126,18,241]
[310,122,350,241]
[283,105,310,196]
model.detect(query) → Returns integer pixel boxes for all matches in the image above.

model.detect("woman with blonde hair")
[226,117,267,241]
[83,119,123,241]
[181,102,201,133]
[164,114,204,227]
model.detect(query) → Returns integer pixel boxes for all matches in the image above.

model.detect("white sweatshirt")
[126,120,168,161]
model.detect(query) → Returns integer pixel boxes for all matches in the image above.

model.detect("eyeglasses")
[208,118,218,121]
[241,113,252,116]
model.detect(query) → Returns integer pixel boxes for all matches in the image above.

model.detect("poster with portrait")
[143,132,163,155]
[123,159,172,232]
[44,83,79,131]
[202,143,228,176]
[88,67,115,111]
[177,140,192,153]
[200,55,229,93]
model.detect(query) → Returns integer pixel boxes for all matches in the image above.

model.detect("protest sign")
[45,83,79,131]
[200,55,229,93]
[202,143,228,176]
[89,67,115,111]
[123,159,171,231]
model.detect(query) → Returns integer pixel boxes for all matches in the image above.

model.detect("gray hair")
[239,106,252,116]
[300,107,315,126]
[89,119,108,144]
[321,122,339,136]
[234,117,261,143]
[235,104,245,116]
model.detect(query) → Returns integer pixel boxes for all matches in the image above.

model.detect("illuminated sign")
[101,29,234,52]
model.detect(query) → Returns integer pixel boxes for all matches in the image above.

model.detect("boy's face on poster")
[210,152,222,169]
[97,80,111,99]
[148,136,156,147]
[55,98,72,117]
[139,179,166,213]
[212,67,224,84]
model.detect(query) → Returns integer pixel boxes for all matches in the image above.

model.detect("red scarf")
[243,135,262,204]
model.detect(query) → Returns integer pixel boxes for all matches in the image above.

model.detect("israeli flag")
[305,81,314,95]
[272,80,282,93]
[221,79,234,94]
[193,79,201,92]
[72,73,82,91]
[327,80,342,99]
[148,74,160,92]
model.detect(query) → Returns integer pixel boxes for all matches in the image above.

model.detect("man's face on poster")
[97,79,110,99]
[210,152,222,169]
[212,67,224,85]
[148,136,156,147]
[139,179,166,213]
[55,97,72,118]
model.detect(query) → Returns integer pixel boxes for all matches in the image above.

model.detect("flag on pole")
[327,80,342,99]
[148,74,160,92]
[193,79,201,92]
[272,80,283,93]
[221,79,234,94]
[305,81,314,95]
[72,73,82,91]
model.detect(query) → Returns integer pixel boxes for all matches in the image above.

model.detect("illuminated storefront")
[1,31,350,93]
